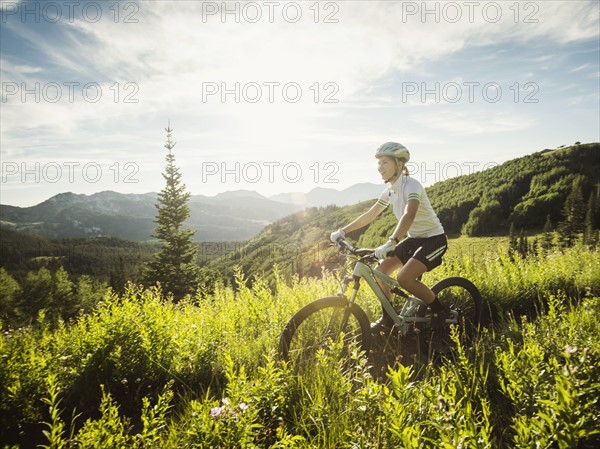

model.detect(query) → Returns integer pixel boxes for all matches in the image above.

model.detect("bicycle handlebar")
[335,238,378,261]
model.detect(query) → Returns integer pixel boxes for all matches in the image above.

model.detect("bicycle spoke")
[279,297,370,372]
[415,277,483,357]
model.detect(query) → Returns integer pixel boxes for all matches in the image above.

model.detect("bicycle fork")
[330,275,360,334]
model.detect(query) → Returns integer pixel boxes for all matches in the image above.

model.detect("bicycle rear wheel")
[279,296,371,370]
[416,277,483,356]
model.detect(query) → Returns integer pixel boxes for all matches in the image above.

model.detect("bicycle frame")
[338,257,457,336]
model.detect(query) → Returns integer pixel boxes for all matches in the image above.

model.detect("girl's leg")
[396,258,434,304]
[372,257,403,329]
[397,258,449,331]
[375,256,403,300]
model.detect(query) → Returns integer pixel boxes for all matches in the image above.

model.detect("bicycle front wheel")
[417,277,483,355]
[279,296,371,369]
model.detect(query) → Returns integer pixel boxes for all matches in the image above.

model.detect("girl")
[330,142,449,332]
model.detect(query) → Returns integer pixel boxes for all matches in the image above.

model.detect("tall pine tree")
[584,189,599,246]
[558,177,586,247]
[143,126,200,301]
[541,214,554,252]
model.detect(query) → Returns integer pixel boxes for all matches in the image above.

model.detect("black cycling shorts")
[393,234,448,271]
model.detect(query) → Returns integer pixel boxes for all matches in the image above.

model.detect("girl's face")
[377,156,401,182]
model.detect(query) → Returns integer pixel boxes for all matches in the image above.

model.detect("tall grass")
[1,246,599,448]
[425,242,600,316]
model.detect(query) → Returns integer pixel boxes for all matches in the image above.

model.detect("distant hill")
[0,183,384,242]
[270,183,383,207]
[0,190,305,242]
[206,143,600,283]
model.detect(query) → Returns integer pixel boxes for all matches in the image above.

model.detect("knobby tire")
[278,296,371,370]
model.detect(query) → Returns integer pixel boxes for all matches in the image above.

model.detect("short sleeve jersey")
[377,175,444,238]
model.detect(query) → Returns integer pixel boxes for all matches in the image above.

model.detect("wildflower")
[239,402,248,413]
[437,395,448,412]
[565,345,577,355]
[210,406,224,418]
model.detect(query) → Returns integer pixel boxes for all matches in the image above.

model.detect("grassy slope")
[1,244,599,448]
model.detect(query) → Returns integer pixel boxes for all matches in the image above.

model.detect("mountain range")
[3,143,598,246]
[1,143,598,285]
[0,184,384,242]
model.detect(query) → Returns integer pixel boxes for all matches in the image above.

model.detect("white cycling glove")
[374,240,395,260]
[330,228,346,243]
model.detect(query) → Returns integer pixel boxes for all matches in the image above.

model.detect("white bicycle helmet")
[375,142,410,162]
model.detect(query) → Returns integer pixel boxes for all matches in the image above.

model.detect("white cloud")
[1,1,598,205]
[8,1,597,114]
[414,108,537,135]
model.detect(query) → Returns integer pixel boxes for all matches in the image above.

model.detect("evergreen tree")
[558,177,586,247]
[109,256,128,294]
[52,267,77,319]
[508,222,517,259]
[0,268,22,324]
[584,190,599,247]
[541,214,554,252]
[595,183,600,228]
[589,185,600,229]
[518,228,528,258]
[18,267,54,322]
[143,126,201,301]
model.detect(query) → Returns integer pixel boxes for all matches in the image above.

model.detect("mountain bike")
[278,238,483,370]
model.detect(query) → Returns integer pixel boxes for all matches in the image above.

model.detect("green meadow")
[1,240,599,448]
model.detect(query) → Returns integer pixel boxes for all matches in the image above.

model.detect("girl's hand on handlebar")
[374,240,395,260]
[330,229,346,243]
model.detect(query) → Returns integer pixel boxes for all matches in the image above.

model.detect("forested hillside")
[430,143,599,235]
[207,143,600,283]
[0,228,157,284]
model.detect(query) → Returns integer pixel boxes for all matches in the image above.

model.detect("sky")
[1,0,599,207]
